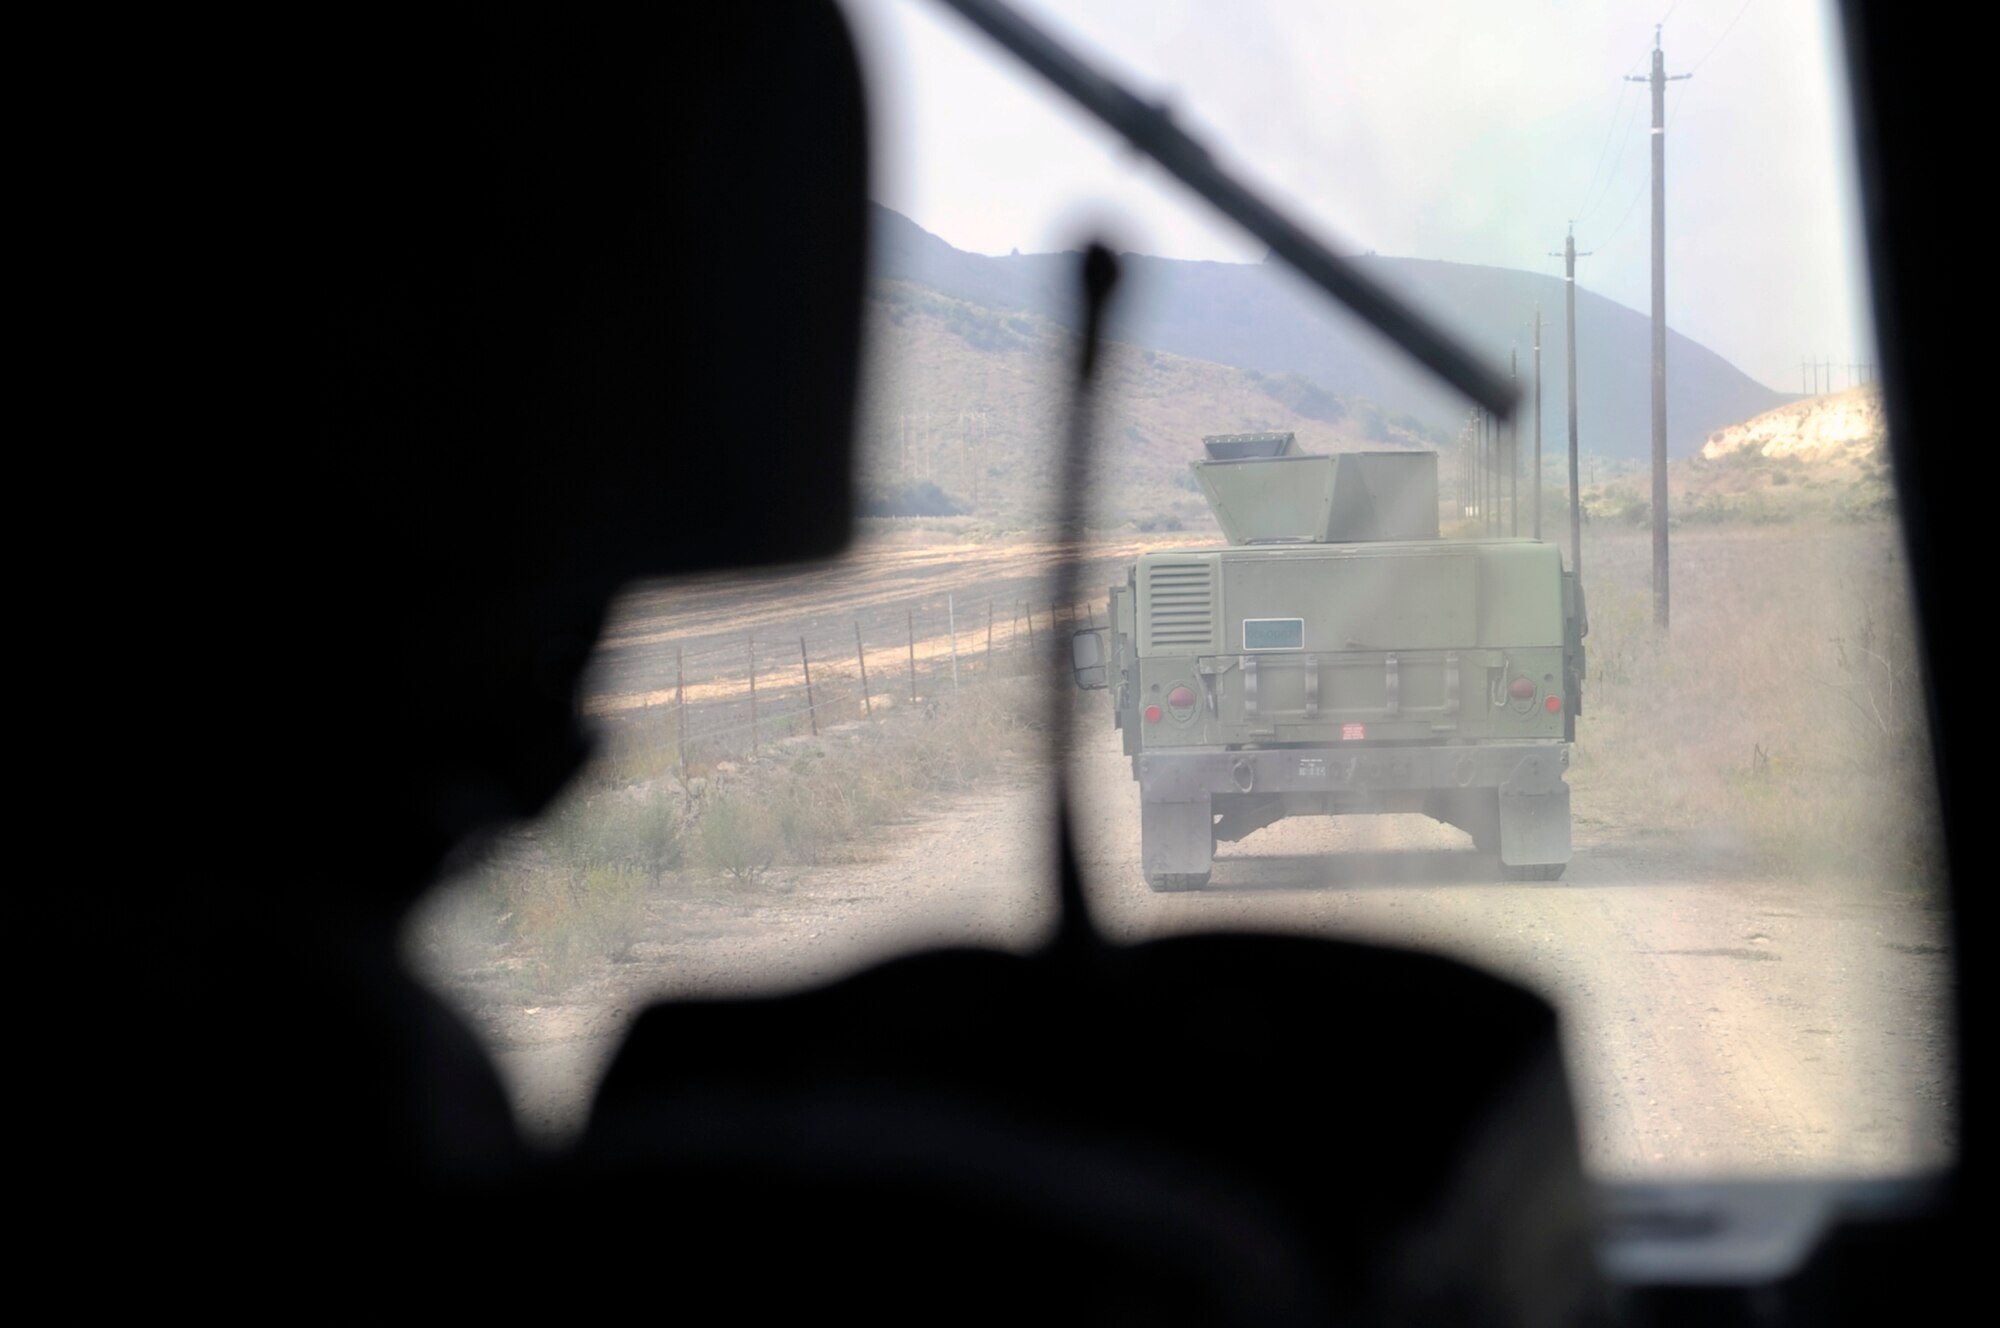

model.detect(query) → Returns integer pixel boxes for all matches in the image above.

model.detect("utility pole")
[1473,411,1483,523]
[1629,25,1689,630]
[1508,347,1520,537]
[1468,411,1481,522]
[1484,408,1497,535]
[1477,410,1486,532]
[1464,412,1480,520]
[1489,408,1501,535]
[1550,226,1592,577]
[1464,416,1480,520]
[1531,306,1544,540]
[1476,411,1486,530]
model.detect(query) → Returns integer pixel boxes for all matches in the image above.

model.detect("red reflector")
[1145,705,1163,723]
[1545,695,1562,713]
[1168,685,1196,708]
[1509,677,1537,700]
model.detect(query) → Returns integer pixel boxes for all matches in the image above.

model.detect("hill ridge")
[869,203,1786,462]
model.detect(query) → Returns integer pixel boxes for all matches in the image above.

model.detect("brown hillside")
[854,280,1431,533]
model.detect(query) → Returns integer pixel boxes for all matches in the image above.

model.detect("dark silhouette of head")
[290,9,868,917]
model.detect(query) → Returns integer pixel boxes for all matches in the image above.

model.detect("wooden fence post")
[907,609,917,701]
[676,644,687,777]
[800,636,818,737]
[855,621,872,718]
[747,634,758,754]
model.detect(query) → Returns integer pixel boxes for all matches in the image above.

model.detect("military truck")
[1072,432,1585,890]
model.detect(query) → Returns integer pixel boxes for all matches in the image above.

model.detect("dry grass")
[1572,521,1942,889]
[409,672,1046,998]
[707,675,1038,874]
[409,776,686,999]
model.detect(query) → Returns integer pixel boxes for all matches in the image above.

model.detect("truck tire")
[1147,872,1211,893]
[1502,862,1566,882]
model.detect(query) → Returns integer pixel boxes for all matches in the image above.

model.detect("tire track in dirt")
[435,724,1952,1179]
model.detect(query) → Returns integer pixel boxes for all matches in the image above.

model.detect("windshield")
[407,0,1952,1183]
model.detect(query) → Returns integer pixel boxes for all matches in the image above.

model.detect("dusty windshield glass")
[408,0,1953,1181]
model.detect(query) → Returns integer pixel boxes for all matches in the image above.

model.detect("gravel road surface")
[428,728,1952,1180]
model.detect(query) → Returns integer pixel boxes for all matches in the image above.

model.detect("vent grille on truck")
[1143,561,1215,652]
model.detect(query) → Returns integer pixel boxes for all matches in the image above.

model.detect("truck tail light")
[1545,695,1562,713]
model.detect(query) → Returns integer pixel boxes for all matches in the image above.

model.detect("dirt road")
[430,727,1953,1181]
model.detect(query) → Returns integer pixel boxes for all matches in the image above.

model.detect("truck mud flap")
[1498,786,1570,867]
[1142,799,1214,881]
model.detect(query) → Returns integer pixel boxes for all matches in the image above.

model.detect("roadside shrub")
[695,793,780,885]
[570,865,647,963]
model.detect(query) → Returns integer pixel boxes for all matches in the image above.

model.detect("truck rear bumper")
[1138,742,1569,800]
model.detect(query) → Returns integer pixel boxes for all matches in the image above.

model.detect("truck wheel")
[1147,872,1210,893]
[1502,862,1566,882]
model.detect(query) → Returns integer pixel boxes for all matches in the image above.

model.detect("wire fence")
[585,590,1112,777]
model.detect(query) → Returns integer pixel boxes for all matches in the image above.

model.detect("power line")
[1689,0,1757,74]
[1597,79,1694,247]
[1598,169,1651,248]
[1571,41,1653,224]
[1665,74,1693,127]
[1578,34,1687,231]
[1573,81,1644,225]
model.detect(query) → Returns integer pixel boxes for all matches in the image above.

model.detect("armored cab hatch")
[1193,433,1439,544]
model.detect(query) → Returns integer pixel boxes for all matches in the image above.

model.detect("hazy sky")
[841,0,1872,394]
